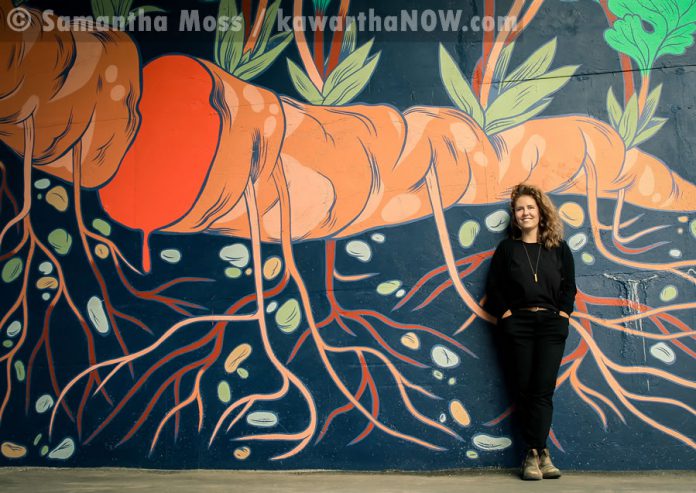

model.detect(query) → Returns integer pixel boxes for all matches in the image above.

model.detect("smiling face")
[513,194,541,239]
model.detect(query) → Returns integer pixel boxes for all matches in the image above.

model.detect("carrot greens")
[440,38,578,135]
[214,0,293,81]
[603,0,696,148]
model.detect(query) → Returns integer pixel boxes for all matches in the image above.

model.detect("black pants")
[499,309,569,451]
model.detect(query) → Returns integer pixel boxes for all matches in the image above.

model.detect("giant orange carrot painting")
[0,0,694,469]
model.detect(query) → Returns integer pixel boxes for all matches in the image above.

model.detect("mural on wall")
[0,0,694,468]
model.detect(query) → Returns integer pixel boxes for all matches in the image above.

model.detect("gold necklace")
[522,241,541,283]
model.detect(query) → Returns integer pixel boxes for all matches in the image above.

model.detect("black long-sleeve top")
[484,238,577,319]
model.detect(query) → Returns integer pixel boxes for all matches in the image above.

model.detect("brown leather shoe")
[539,448,562,479]
[521,449,542,480]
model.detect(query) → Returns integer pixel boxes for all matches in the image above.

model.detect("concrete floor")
[1,468,695,493]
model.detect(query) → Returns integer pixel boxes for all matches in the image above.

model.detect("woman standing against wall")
[485,183,577,480]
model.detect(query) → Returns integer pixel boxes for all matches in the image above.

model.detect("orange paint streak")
[243,0,269,54]
[567,360,608,428]
[425,166,495,322]
[0,116,33,250]
[325,0,350,74]
[484,405,514,426]
[150,347,221,452]
[74,143,136,378]
[85,328,221,446]
[350,354,379,445]
[317,353,371,444]
[583,152,695,283]
[479,0,525,108]
[394,251,494,311]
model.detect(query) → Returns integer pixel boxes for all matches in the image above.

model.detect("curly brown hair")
[509,183,564,249]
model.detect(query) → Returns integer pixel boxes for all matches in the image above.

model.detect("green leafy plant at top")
[439,38,579,135]
[91,0,164,19]
[313,0,332,12]
[606,85,667,148]
[604,0,696,76]
[214,0,293,81]
[602,0,696,148]
[287,22,381,106]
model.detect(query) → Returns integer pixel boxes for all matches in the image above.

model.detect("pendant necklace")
[522,241,541,283]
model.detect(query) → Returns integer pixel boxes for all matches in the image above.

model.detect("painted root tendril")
[0,0,694,460]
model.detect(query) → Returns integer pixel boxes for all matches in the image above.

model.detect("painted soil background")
[0,0,694,470]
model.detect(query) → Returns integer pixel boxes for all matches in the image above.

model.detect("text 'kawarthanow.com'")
[5,7,518,34]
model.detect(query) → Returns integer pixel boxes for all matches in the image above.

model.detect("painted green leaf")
[661,20,696,59]
[91,0,115,17]
[485,65,578,133]
[323,39,375,96]
[605,16,651,73]
[275,299,302,334]
[490,41,515,101]
[439,44,485,127]
[116,0,134,18]
[500,38,557,91]
[215,0,244,73]
[493,41,515,84]
[48,229,72,256]
[287,59,324,104]
[605,0,696,75]
[618,93,639,146]
[130,6,166,15]
[485,98,553,135]
[631,117,668,147]
[606,86,623,129]
[312,0,332,11]
[637,84,663,133]
[340,19,358,60]
[250,0,283,58]
[322,53,380,105]
[2,257,23,283]
[216,22,245,73]
[237,32,293,80]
